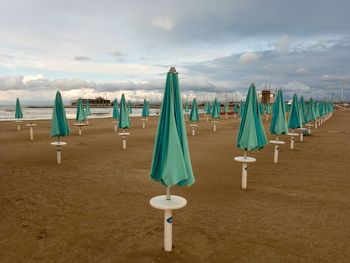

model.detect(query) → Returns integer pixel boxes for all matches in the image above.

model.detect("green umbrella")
[128,100,133,114]
[204,102,209,113]
[224,102,229,114]
[51,91,70,137]
[15,98,23,119]
[237,83,268,151]
[211,98,220,119]
[206,102,212,115]
[299,96,307,124]
[85,99,91,116]
[112,98,119,119]
[233,103,239,113]
[270,89,288,135]
[142,99,149,117]
[75,98,86,122]
[150,67,195,188]
[288,94,302,129]
[306,98,316,122]
[189,98,199,122]
[119,94,131,129]
[239,101,244,117]
[184,100,189,113]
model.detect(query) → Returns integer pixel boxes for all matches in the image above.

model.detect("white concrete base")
[26,123,37,141]
[269,140,285,163]
[15,120,22,131]
[189,124,198,136]
[212,121,218,132]
[150,195,187,252]
[305,124,313,134]
[113,120,118,132]
[51,141,67,164]
[287,133,298,149]
[118,132,130,150]
[234,156,256,189]
[142,118,146,129]
[298,128,307,142]
[73,123,88,136]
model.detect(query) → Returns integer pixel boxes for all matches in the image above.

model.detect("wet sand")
[1,111,350,262]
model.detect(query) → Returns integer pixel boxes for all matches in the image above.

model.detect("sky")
[0,0,350,104]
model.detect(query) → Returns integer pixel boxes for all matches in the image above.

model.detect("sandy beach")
[1,111,350,262]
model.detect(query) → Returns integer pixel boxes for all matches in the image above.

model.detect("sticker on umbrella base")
[166,217,173,224]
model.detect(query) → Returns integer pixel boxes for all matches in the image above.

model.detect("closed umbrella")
[51,91,70,164]
[150,67,195,251]
[269,89,288,163]
[128,100,133,114]
[235,83,268,189]
[118,94,131,149]
[287,94,302,148]
[211,98,220,132]
[14,98,24,131]
[141,98,149,128]
[73,98,87,135]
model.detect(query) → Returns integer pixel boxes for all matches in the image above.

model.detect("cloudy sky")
[0,0,349,104]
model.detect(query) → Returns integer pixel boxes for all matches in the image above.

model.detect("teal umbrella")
[233,103,239,113]
[150,67,195,188]
[211,98,220,119]
[270,89,288,135]
[142,99,150,117]
[288,94,302,129]
[239,101,244,117]
[51,91,70,137]
[15,98,23,119]
[224,102,229,114]
[306,98,316,122]
[204,102,209,113]
[189,98,199,122]
[184,100,189,113]
[85,99,91,116]
[112,98,119,119]
[119,94,131,129]
[127,100,133,114]
[206,103,212,115]
[299,96,307,124]
[75,98,86,122]
[237,83,268,151]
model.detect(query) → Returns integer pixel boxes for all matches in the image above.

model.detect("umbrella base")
[51,141,67,164]
[118,132,130,150]
[269,140,285,163]
[234,156,256,189]
[150,195,187,252]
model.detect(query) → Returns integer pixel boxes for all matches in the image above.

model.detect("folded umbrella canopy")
[112,98,119,120]
[119,94,131,129]
[51,91,70,137]
[189,98,199,122]
[224,102,229,114]
[288,94,302,129]
[150,67,195,187]
[15,98,23,119]
[270,89,288,135]
[76,98,86,122]
[142,98,150,118]
[127,100,133,114]
[237,83,268,151]
[239,101,244,117]
[211,98,220,119]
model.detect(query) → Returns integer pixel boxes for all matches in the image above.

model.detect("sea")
[0,105,162,121]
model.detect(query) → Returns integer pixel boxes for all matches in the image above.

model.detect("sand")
[1,111,350,262]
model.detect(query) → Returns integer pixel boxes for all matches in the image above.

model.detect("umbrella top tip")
[169,67,177,73]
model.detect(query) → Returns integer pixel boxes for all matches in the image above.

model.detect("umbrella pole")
[122,129,127,150]
[166,187,171,200]
[164,186,172,251]
[242,150,248,189]
[57,136,61,164]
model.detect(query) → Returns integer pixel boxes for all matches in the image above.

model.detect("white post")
[17,124,21,131]
[274,145,279,163]
[164,209,173,252]
[114,123,117,132]
[315,122,318,129]
[308,127,311,134]
[122,136,126,150]
[300,132,304,142]
[213,122,216,132]
[57,147,61,164]
[290,136,295,149]
[142,120,146,129]
[192,127,195,136]
[30,127,34,141]
[78,127,82,136]
[225,113,228,119]
[242,163,247,189]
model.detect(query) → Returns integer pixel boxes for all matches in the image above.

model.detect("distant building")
[71,97,111,107]
[258,90,275,104]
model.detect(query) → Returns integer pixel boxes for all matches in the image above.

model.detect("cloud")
[295,68,309,75]
[108,51,124,57]
[151,17,175,31]
[73,56,91,61]
[277,34,290,53]
[239,52,260,64]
